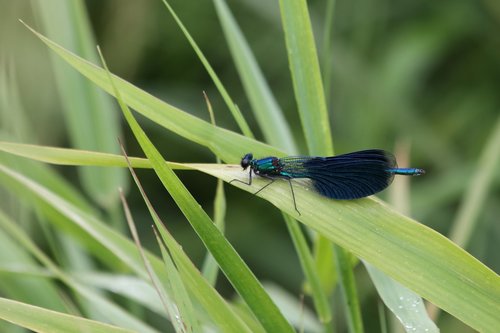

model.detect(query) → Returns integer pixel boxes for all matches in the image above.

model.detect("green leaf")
[73,273,166,315]
[0,141,158,169]
[201,176,226,285]
[22,20,278,163]
[154,219,257,333]
[160,0,254,139]
[2,144,499,332]
[263,283,323,333]
[0,210,68,312]
[320,0,336,110]
[153,230,199,333]
[278,0,333,156]
[0,201,160,333]
[99,49,294,332]
[119,187,187,331]
[365,262,438,333]
[449,115,500,246]
[0,162,253,333]
[32,0,126,209]
[283,214,331,323]
[16,25,500,331]
[335,246,364,332]
[116,127,258,333]
[0,297,135,333]
[196,163,500,333]
[20,21,279,163]
[213,0,296,153]
[277,4,340,327]
[200,92,227,286]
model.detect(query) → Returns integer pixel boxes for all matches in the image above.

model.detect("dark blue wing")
[280,150,397,199]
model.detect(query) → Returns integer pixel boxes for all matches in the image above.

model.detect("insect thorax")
[252,157,283,176]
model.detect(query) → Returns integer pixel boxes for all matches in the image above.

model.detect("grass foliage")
[0,1,499,332]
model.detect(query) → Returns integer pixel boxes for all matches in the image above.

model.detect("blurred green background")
[0,0,499,332]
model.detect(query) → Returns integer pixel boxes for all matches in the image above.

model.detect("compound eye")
[240,153,253,169]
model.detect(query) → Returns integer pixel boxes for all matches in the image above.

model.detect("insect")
[230,149,425,215]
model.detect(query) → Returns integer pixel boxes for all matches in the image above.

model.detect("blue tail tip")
[388,168,426,176]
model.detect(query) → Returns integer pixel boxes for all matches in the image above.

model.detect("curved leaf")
[0,297,135,333]
[1,144,499,331]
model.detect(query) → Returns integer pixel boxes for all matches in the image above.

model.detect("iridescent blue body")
[231,149,425,214]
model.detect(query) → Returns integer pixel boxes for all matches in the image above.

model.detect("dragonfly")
[230,149,425,215]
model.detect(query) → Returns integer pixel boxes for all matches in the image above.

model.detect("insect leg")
[229,168,253,186]
[253,175,276,195]
[287,178,300,216]
[254,176,300,215]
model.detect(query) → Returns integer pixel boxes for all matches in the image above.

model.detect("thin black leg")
[229,170,277,195]
[230,171,301,216]
[287,178,300,215]
[229,168,253,186]
[253,178,276,195]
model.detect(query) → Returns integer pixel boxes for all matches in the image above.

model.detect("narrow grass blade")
[157,225,258,333]
[312,236,337,294]
[277,3,340,321]
[263,283,323,333]
[74,273,166,315]
[153,228,199,333]
[160,0,254,139]
[335,247,364,333]
[283,215,334,329]
[428,115,500,321]
[283,214,332,323]
[0,55,103,286]
[32,0,126,209]
[278,0,333,156]
[0,59,33,142]
[119,163,199,333]
[99,48,295,333]
[449,115,500,246]
[377,300,389,333]
[21,22,279,162]
[0,297,135,333]
[118,190,175,325]
[0,211,68,312]
[213,0,296,153]
[0,207,160,333]
[0,162,252,333]
[0,141,179,169]
[119,133,255,333]
[321,0,336,109]
[201,176,226,285]
[200,93,226,285]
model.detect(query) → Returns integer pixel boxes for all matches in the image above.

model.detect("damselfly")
[230,149,425,215]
